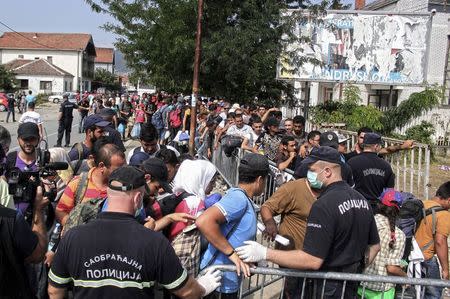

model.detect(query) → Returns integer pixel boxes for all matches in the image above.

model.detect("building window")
[40,81,52,90]
[47,56,53,63]
[368,89,398,108]
[64,81,68,92]
[69,82,72,91]
[20,79,29,89]
[18,55,24,59]
[34,57,39,60]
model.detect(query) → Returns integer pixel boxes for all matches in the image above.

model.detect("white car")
[48,92,77,103]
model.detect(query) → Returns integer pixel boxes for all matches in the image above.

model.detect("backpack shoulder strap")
[72,143,84,175]
[74,172,89,206]
[420,206,446,251]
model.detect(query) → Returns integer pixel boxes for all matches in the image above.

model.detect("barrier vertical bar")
[418,147,422,196]
[396,153,400,188]
[403,152,407,191]
[340,281,347,299]
[410,148,415,193]
[424,146,430,199]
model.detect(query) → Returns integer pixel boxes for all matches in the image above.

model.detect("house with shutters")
[94,47,115,73]
[0,32,96,93]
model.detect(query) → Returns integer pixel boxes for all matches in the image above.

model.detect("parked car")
[0,93,9,112]
[48,92,77,104]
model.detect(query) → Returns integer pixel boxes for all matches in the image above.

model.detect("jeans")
[422,256,443,299]
[6,106,15,122]
[79,113,87,133]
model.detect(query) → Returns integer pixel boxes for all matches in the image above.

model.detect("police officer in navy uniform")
[235,146,381,299]
[347,132,395,211]
[56,94,78,147]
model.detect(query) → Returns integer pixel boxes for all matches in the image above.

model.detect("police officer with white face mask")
[236,147,381,299]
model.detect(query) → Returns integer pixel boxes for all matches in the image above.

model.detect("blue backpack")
[151,108,164,129]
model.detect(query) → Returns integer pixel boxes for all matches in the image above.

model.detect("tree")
[85,0,348,102]
[93,68,120,91]
[0,65,15,91]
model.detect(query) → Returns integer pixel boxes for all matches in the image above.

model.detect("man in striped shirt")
[55,143,126,226]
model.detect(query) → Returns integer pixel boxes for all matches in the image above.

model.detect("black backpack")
[397,192,445,260]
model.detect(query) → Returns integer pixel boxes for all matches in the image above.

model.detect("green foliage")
[35,94,47,106]
[310,84,384,131]
[381,86,442,134]
[93,69,120,91]
[405,121,435,144]
[0,65,15,91]
[85,0,348,103]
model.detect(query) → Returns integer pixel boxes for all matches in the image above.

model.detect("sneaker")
[64,144,70,148]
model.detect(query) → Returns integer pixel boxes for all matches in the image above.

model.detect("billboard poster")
[278,12,431,85]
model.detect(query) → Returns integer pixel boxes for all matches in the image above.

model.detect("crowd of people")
[0,91,449,299]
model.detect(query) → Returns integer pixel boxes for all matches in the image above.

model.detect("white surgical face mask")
[307,168,325,190]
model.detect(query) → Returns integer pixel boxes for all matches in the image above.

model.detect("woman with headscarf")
[166,159,217,276]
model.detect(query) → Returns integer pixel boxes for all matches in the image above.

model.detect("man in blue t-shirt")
[196,153,270,298]
[25,90,36,106]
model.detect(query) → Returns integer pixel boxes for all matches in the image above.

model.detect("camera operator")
[0,186,48,298]
[0,125,14,209]
[4,123,41,214]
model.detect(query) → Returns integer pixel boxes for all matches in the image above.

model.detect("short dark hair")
[0,125,11,150]
[307,130,321,141]
[227,112,236,119]
[436,181,450,199]
[155,148,179,166]
[281,135,295,145]
[249,116,262,126]
[293,115,305,126]
[140,123,158,142]
[238,173,266,184]
[28,102,35,109]
[92,139,124,167]
[357,127,373,136]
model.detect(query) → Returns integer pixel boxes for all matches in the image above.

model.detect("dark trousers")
[79,114,87,133]
[204,291,238,299]
[57,118,73,146]
[6,106,15,122]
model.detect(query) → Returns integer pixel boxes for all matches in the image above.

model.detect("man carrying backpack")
[55,143,126,228]
[415,181,450,298]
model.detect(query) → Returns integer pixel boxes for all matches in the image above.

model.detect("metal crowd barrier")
[338,130,431,200]
[202,265,450,299]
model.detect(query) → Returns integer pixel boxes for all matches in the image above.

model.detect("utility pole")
[188,0,204,156]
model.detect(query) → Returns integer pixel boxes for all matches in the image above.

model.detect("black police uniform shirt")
[59,100,78,120]
[49,212,188,298]
[347,152,395,202]
[302,181,380,271]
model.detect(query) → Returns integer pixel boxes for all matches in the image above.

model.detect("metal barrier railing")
[338,129,431,200]
[203,265,450,299]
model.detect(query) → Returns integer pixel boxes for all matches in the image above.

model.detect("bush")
[405,121,435,144]
[35,94,48,106]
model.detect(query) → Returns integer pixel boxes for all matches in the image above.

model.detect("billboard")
[278,12,431,85]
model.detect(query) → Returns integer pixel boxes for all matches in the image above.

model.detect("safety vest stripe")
[48,270,73,284]
[73,278,155,289]
[161,269,188,290]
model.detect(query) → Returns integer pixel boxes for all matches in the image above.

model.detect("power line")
[0,19,61,50]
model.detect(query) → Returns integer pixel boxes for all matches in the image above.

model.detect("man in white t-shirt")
[19,102,43,140]
[226,114,253,139]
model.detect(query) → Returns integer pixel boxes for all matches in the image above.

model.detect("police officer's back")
[347,133,395,210]
[56,95,78,147]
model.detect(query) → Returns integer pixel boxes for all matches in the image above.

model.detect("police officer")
[235,146,381,299]
[56,94,78,147]
[347,132,395,211]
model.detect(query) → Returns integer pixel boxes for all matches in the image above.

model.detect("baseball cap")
[141,158,172,192]
[363,133,382,145]
[83,114,110,131]
[337,133,350,144]
[239,153,270,177]
[108,166,146,191]
[320,131,339,149]
[379,189,403,210]
[303,146,342,165]
[17,122,39,139]
[129,151,150,167]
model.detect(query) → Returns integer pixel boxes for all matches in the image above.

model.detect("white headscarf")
[172,159,217,211]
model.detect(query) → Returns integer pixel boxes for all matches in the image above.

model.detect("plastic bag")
[117,123,125,134]
[131,123,141,139]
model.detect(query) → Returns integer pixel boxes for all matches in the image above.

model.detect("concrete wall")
[0,49,94,91]
[15,75,68,95]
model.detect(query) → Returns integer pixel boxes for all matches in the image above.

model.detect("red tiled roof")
[0,32,93,51]
[4,59,73,77]
[95,47,114,64]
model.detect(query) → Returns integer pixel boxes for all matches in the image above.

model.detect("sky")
[0,0,118,47]
[0,0,367,49]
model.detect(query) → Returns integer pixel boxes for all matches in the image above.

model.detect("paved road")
[0,102,85,152]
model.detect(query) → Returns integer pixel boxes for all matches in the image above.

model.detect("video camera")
[7,140,68,203]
